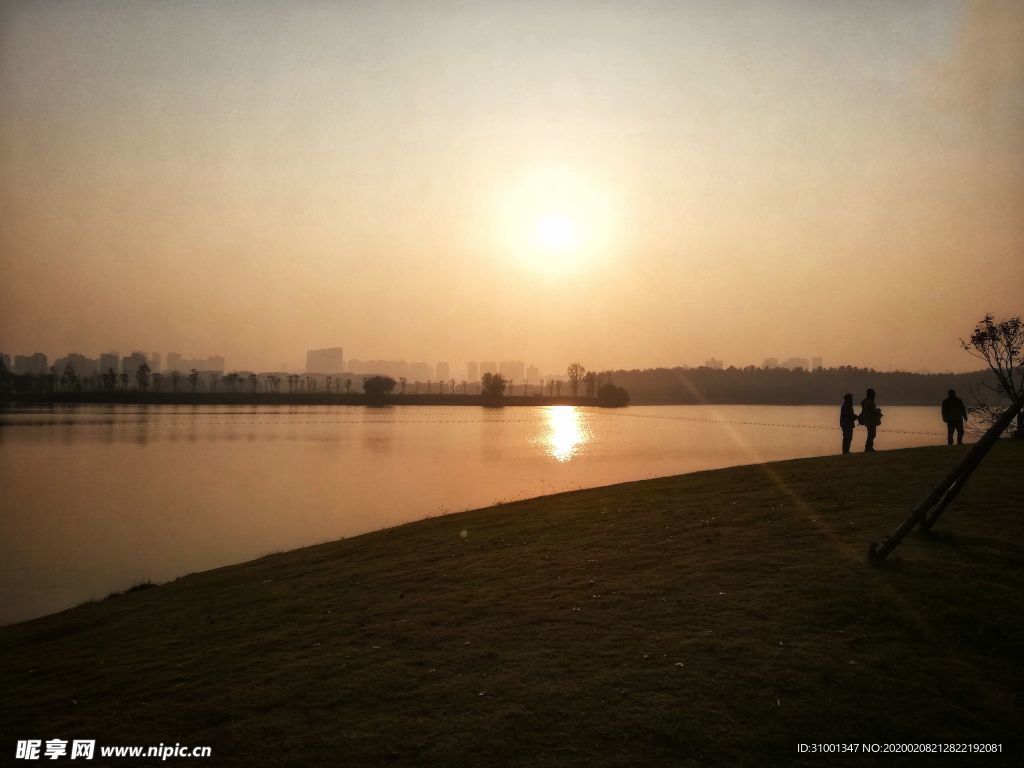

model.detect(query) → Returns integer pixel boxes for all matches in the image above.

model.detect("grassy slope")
[1,443,1022,767]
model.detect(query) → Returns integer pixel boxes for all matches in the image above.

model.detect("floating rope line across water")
[592,408,946,437]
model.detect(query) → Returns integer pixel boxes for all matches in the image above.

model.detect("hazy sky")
[2,0,1022,374]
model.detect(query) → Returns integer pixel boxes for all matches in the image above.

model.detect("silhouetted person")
[839,393,857,454]
[858,388,882,452]
[941,388,968,445]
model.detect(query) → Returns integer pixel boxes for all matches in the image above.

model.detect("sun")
[536,212,578,252]
[496,167,615,275]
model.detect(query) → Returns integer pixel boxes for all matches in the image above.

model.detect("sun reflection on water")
[544,406,590,462]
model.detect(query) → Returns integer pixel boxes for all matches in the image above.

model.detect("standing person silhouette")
[839,393,858,454]
[858,388,882,452]
[941,389,968,445]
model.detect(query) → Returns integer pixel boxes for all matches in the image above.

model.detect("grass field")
[1,443,1022,767]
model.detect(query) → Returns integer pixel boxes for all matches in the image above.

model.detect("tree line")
[597,365,996,406]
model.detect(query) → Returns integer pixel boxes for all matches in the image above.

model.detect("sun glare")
[498,167,615,275]
[536,213,578,251]
[543,406,590,462]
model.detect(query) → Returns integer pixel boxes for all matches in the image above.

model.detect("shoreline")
[1,442,956,627]
[1,442,1021,764]
[2,391,591,407]
[5,392,954,407]
[0,442,1002,619]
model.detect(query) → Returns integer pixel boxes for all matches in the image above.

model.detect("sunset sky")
[1,0,1021,375]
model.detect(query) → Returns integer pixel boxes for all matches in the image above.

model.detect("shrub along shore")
[1,444,1021,766]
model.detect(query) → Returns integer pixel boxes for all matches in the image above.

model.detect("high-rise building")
[499,360,525,382]
[526,365,539,384]
[166,352,225,373]
[763,357,779,369]
[480,361,497,375]
[14,353,48,375]
[151,353,162,373]
[782,357,810,371]
[811,356,823,371]
[60,353,98,377]
[121,352,149,380]
[704,357,724,369]
[435,362,450,381]
[99,352,120,374]
[306,347,344,374]
[467,361,478,382]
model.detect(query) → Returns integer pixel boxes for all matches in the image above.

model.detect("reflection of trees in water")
[362,431,394,454]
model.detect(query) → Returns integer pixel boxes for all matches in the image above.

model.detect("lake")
[0,403,948,624]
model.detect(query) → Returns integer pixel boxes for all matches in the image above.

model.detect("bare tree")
[135,362,151,392]
[962,313,1023,437]
[566,362,585,396]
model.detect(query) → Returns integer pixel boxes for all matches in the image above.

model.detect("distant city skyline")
[2,342,972,380]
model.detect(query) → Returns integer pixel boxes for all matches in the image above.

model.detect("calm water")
[0,403,946,624]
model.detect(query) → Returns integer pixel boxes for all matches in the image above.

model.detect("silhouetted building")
[526,365,539,384]
[14,353,48,375]
[499,360,525,381]
[151,353,161,373]
[121,352,149,380]
[166,352,225,373]
[435,362,450,380]
[762,357,779,369]
[704,357,724,369]
[99,352,119,374]
[812,356,823,371]
[467,361,479,382]
[783,357,810,371]
[54,353,98,378]
[481,361,497,375]
[306,347,344,374]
